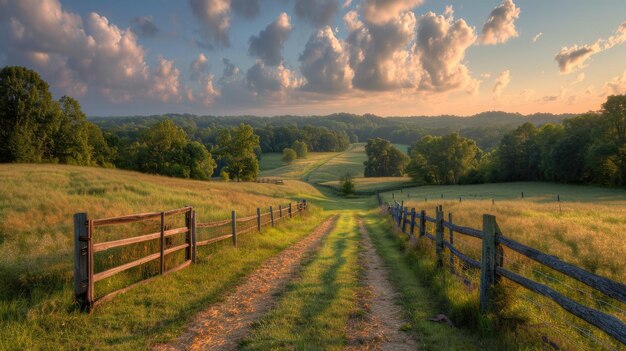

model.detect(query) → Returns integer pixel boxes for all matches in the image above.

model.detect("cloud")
[480,0,520,45]
[0,0,181,103]
[230,0,259,18]
[492,69,511,96]
[131,16,159,38]
[555,21,626,74]
[295,0,339,27]
[603,70,626,96]
[361,0,423,24]
[248,12,292,66]
[150,57,181,102]
[246,60,301,95]
[188,0,231,49]
[344,10,418,91]
[532,32,542,43]
[299,26,353,93]
[571,72,585,85]
[415,10,478,92]
[189,53,209,80]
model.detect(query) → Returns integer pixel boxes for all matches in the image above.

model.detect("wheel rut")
[153,215,337,351]
[345,218,419,350]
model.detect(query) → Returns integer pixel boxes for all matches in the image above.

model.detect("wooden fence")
[385,201,626,347]
[74,200,308,311]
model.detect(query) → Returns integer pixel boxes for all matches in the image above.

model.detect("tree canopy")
[217,123,260,181]
[363,138,409,177]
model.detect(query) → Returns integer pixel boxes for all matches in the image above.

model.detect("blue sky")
[1,0,625,116]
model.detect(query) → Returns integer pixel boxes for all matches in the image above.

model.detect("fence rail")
[74,200,308,311]
[385,201,626,347]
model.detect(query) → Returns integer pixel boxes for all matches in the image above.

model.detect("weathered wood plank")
[196,219,232,229]
[92,207,191,227]
[480,214,497,312]
[196,234,233,247]
[93,243,189,282]
[497,267,626,345]
[498,235,626,303]
[92,227,189,253]
[444,241,481,268]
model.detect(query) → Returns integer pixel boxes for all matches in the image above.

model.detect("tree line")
[363,95,625,187]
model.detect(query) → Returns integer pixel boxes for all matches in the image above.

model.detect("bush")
[340,173,355,196]
[292,140,308,158]
[282,148,297,163]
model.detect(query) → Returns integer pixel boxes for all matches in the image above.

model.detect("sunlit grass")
[306,144,367,184]
[240,213,360,350]
[259,151,340,179]
[321,176,414,193]
[380,181,626,350]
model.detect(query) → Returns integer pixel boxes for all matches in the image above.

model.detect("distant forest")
[2,65,624,187]
[92,110,574,152]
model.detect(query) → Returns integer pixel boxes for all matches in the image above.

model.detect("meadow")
[0,164,327,349]
[379,182,626,350]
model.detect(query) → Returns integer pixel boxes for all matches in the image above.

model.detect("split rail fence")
[74,200,307,311]
[385,200,626,348]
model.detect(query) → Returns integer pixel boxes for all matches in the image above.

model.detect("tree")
[282,148,297,163]
[340,172,355,196]
[0,66,58,162]
[217,123,260,181]
[54,96,92,165]
[132,119,215,179]
[601,95,626,185]
[292,140,308,158]
[363,138,409,177]
[407,134,480,185]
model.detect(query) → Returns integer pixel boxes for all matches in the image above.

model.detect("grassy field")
[259,151,340,180]
[380,182,626,350]
[258,152,286,171]
[321,176,414,193]
[240,214,361,350]
[0,164,328,350]
[306,144,367,184]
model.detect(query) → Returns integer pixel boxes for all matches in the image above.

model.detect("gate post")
[74,213,93,311]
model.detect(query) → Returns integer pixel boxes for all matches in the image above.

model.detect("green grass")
[260,152,341,180]
[380,182,626,350]
[259,153,286,171]
[0,205,327,350]
[240,213,360,350]
[321,176,414,193]
[361,212,507,351]
[306,144,367,184]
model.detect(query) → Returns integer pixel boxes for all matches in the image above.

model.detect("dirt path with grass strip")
[345,218,419,350]
[153,216,337,351]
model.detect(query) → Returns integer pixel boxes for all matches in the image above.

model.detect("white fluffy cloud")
[345,10,418,91]
[299,26,353,93]
[480,0,520,45]
[603,70,626,96]
[361,0,423,24]
[246,61,302,95]
[189,53,209,80]
[188,0,231,49]
[415,10,478,92]
[295,0,339,27]
[492,69,511,96]
[248,13,292,66]
[532,32,542,43]
[0,0,181,103]
[555,21,626,74]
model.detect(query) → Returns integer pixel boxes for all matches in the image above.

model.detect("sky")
[1,0,625,117]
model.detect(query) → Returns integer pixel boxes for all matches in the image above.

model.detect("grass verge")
[361,211,509,351]
[0,208,327,350]
[240,213,361,350]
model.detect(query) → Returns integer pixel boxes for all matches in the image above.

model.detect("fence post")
[435,206,444,267]
[191,210,197,264]
[448,213,454,274]
[74,212,93,311]
[185,209,192,262]
[419,210,426,237]
[410,208,416,237]
[303,200,307,210]
[231,210,237,248]
[480,214,502,312]
[402,207,409,233]
[279,205,283,218]
[160,211,165,274]
[270,206,274,227]
[257,207,261,232]
[289,203,292,218]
